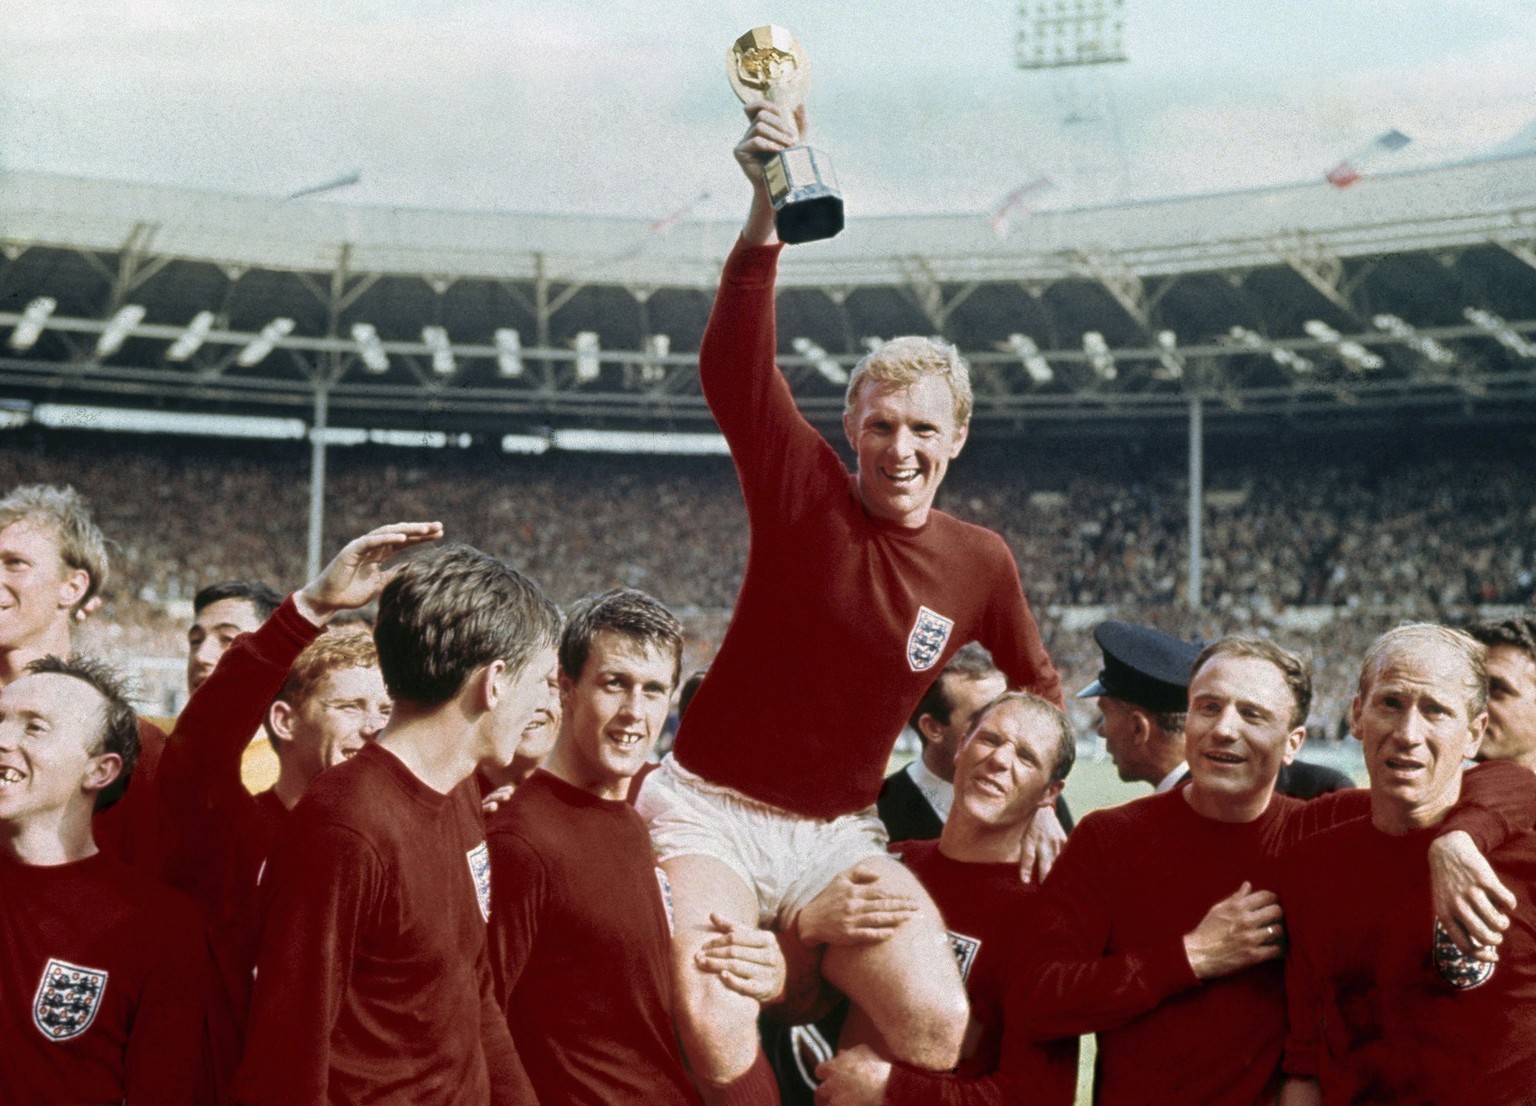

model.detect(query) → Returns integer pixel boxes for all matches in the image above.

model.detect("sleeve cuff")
[1150,937,1202,998]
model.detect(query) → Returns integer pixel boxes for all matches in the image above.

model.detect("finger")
[1455,909,1505,950]
[1249,902,1285,927]
[1240,890,1280,909]
[1485,876,1519,914]
[1234,880,1253,897]
[1459,888,1511,936]
[707,912,737,933]
[847,864,883,885]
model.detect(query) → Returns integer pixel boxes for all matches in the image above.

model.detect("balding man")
[1279,624,1536,1105]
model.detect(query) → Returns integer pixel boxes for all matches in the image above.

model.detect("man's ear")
[57,568,90,614]
[268,699,297,747]
[477,659,508,713]
[948,418,970,457]
[1282,725,1307,766]
[81,751,122,799]
[1036,778,1065,812]
[916,712,945,748]
[1465,711,1489,761]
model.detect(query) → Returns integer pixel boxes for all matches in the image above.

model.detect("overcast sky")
[3,0,1532,222]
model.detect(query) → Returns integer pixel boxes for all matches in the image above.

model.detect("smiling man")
[636,99,1062,1105]
[0,656,206,1106]
[1021,635,1535,1106]
[486,588,723,1105]
[1279,624,1536,1106]
[232,543,561,1106]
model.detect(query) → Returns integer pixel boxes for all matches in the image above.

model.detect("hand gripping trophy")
[727,25,844,243]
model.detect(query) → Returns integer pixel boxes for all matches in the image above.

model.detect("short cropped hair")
[1191,636,1312,731]
[1466,616,1536,666]
[970,691,1076,785]
[845,336,974,427]
[677,668,708,720]
[26,654,139,812]
[1359,623,1488,719]
[277,628,379,706]
[559,587,684,690]
[909,643,1000,731]
[193,580,284,621]
[0,485,109,613]
[373,544,561,706]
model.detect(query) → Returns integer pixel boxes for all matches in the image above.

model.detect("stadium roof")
[2,154,1534,440]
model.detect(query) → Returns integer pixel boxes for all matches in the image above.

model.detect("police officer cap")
[1076,621,1200,714]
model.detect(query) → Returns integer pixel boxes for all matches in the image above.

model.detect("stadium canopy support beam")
[307,382,328,581]
[501,255,588,392]
[1185,359,1206,613]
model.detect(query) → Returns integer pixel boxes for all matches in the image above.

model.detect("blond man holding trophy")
[634,26,1063,1106]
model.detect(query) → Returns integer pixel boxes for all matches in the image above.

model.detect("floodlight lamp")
[495,329,524,377]
[1464,307,1536,359]
[642,333,671,383]
[167,311,216,362]
[96,305,147,358]
[1083,331,1116,380]
[350,323,389,373]
[1154,330,1184,380]
[574,331,601,382]
[1006,333,1053,384]
[236,317,295,367]
[861,337,884,353]
[422,326,455,375]
[1303,320,1339,342]
[9,297,58,351]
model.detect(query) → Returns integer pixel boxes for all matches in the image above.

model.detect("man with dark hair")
[187,580,285,693]
[488,588,781,1105]
[233,541,561,1106]
[814,692,1079,1106]
[1280,624,1536,1105]
[639,100,1063,1104]
[1467,614,1536,770]
[878,644,1008,842]
[1082,620,1353,800]
[0,483,165,870]
[0,655,206,1106]
[159,522,438,1096]
[1022,635,1532,1105]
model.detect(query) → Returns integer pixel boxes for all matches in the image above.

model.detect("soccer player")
[1467,614,1536,770]
[0,483,166,870]
[231,543,560,1106]
[1280,624,1536,1105]
[158,521,438,1095]
[488,588,782,1104]
[0,655,206,1106]
[813,692,1080,1106]
[1021,635,1533,1105]
[636,98,1064,1104]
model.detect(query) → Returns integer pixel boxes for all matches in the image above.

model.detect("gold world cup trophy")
[728,25,844,244]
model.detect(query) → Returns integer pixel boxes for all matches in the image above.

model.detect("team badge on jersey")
[466,841,492,922]
[1433,920,1494,990]
[906,606,954,672]
[33,958,108,1041]
[947,931,981,982]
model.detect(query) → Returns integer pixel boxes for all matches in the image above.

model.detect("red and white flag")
[987,177,1054,239]
[1325,129,1411,189]
[648,190,711,234]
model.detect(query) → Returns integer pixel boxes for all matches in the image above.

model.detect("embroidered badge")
[947,930,981,982]
[906,606,954,673]
[655,867,675,936]
[1433,920,1494,990]
[466,841,492,922]
[33,958,108,1042]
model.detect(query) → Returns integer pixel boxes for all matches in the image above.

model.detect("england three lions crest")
[906,606,954,672]
[33,958,108,1042]
[466,841,492,923]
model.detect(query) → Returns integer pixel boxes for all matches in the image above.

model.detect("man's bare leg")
[661,853,769,1088]
[814,855,968,1070]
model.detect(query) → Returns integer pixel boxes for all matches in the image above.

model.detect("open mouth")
[1204,751,1245,766]
[607,732,646,749]
[1384,756,1425,775]
[880,467,921,486]
[0,766,23,785]
[972,776,1008,797]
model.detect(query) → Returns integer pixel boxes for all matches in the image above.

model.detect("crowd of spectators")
[4,424,1530,739]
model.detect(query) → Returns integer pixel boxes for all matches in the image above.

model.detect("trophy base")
[765,146,844,244]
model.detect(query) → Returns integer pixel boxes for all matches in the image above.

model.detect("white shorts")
[635,755,890,929]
